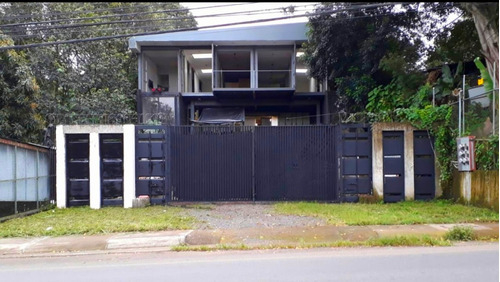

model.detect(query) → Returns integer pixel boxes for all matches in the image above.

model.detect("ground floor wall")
[452,169,499,211]
[371,122,441,201]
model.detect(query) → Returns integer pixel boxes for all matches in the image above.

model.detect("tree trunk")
[464,3,499,87]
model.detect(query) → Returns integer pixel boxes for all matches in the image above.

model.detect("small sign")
[478,78,484,85]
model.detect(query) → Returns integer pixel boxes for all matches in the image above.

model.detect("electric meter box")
[456,136,476,172]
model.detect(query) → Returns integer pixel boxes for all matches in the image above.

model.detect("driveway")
[181,203,327,230]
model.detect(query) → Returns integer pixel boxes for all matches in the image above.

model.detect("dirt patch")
[180,203,328,230]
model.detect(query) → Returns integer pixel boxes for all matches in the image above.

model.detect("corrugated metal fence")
[0,138,55,220]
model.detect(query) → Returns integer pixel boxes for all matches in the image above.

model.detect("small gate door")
[66,134,89,206]
[383,131,405,202]
[100,134,123,206]
[135,126,168,204]
[413,131,435,200]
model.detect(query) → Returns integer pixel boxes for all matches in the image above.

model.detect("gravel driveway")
[182,203,327,230]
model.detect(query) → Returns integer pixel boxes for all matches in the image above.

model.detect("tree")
[463,2,499,86]
[303,2,451,114]
[0,34,44,142]
[0,2,196,138]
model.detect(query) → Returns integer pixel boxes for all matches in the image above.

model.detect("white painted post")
[56,125,66,208]
[123,125,136,208]
[89,132,101,209]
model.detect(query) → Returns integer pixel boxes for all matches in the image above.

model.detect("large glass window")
[214,49,251,88]
[141,96,176,125]
[257,48,293,88]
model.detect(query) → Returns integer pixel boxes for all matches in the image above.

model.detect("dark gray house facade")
[128,22,329,126]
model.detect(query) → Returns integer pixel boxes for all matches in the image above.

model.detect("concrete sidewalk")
[0,223,497,258]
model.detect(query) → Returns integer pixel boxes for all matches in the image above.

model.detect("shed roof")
[129,22,308,52]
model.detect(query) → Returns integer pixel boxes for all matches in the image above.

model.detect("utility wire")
[5,7,316,40]
[0,2,257,22]
[1,4,313,34]
[2,3,454,39]
[0,3,406,51]
[0,3,258,28]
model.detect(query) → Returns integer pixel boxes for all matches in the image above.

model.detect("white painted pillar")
[123,125,136,208]
[89,132,101,209]
[194,73,200,93]
[309,77,317,92]
[56,125,66,208]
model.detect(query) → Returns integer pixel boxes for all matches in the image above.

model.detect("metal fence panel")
[254,126,337,201]
[0,139,55,220]
[170,126,253,201]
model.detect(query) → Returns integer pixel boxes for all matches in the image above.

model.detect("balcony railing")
[213,70,292,89]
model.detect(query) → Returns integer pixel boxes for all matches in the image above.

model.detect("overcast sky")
[180,2,319,29]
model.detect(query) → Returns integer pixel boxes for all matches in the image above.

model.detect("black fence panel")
[254,126,337,201]
[336,124,372,202]
[169,126,253,201]
[100,134,124,206]
[66,134,90,207]
[413,130,435,200]
[135,126,168,204]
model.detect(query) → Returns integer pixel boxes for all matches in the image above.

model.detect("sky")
[179,2,320,29]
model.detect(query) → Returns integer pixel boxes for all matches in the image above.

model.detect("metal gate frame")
[134,124,375,202]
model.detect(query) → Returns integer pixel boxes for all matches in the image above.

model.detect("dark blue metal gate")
[66,134,89,207]
[135,124,376,202]
[135,126,168,204]
[383,131,405,202]
[336,124,372,202]
[100,134,124,206]
[170,126,253,201]
[413,130,435,200]
[254,126,337,201]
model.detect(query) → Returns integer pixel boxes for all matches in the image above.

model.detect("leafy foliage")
[0,34,44,142]
[304,2,457,113]
[475,136,499,170]
[0,2,196,142]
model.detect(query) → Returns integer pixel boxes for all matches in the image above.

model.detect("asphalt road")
[0,243,498,282]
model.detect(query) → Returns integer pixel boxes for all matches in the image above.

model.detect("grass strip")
[0,206,196,238]
[171,235,452,252]
[274,200,499,226]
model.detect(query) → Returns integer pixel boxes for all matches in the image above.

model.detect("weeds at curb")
[444,226,475,241]
[171,235,452,252]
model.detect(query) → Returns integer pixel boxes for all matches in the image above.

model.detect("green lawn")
[0,206,196,238]
[274,200,499,226]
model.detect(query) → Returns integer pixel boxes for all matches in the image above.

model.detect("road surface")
[0,242,497,282]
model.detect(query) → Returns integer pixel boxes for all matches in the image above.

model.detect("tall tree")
[0,2,196,140]
[0,34,44,142]
[463,2,499,86]
[303,2,459,114]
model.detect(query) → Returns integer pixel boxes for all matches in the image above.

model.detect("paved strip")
[106,230,193,249]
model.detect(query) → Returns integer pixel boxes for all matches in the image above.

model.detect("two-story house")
[128,22,329,126]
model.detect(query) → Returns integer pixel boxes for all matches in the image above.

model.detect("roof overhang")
[129,22,308,53]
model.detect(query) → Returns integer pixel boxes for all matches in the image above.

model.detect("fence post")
[36,150,39,210]
[14,146,17,214]
[252,127,255,202]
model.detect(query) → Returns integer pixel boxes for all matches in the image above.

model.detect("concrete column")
[194,73,200,93]
[56,125,66,208]
[309,77,317,92]
[89,132,101,209]
[123,125,136,208]
[404,129,415,201]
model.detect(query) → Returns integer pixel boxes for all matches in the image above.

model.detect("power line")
[0,3,257,28]
[1,4,313,35]
[0,2,257,22]
[5,7,316,40]
[0,3,406,51]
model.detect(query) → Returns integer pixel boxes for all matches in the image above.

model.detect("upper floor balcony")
[138,45,325,98]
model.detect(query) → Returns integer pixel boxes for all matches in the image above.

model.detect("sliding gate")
[136,125,372,202]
